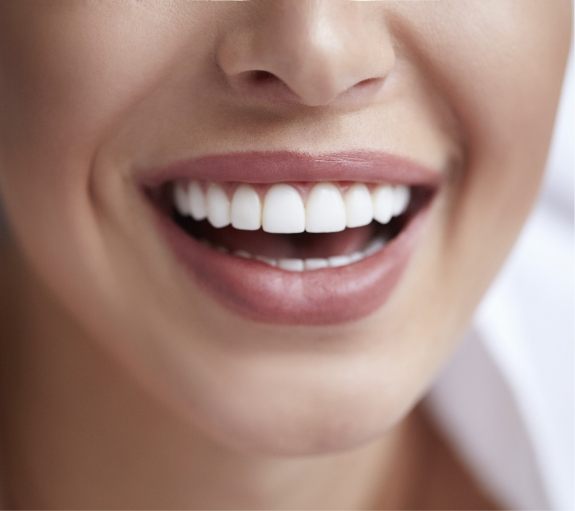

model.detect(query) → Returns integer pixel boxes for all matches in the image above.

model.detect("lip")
[142,150,442,325]
[141,150,442,186]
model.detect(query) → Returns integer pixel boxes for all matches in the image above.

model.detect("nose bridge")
[217,0,395,108]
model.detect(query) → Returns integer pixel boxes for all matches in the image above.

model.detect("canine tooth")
[262,184,305,233]
[231,185,262,230]
[372,185,394,224]
[306,183,346,233]
[304,258,329,270]
[234,250,252,259]
[364,237,386,257]
[255,255,278,267]
[174,182,190,215]
[206,184,230,228]
[328,255,353,268]
[392,185,410,216]
[188,181,207,220]
[344,184,373,228]
[277,258,305,272]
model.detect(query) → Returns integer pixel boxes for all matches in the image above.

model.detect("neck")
[0,250,422,510]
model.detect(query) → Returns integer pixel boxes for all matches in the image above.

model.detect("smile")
[142,151,442,325]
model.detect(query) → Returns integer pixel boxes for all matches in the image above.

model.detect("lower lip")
[152,201,433,325]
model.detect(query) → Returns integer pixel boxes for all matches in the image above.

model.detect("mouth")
[142,151,441,325]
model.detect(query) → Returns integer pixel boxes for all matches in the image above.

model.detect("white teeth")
[262,184,306,234]
[231,185,262,231]
[233,249,252,259]
[372,185,395,224]
[174,182,190,215]
[344,184,373,228]
[305,183,346,233]
[255,255,278,267]
[277,258,305,272]
[201,235,387,272]
[206,184,230,228]
[174,181,412,231]
[304,258,330,270]
[349,252,364,263]
[392,185,411,216]
[328,255,353,268]
[188,182,207,221]
[364,237,387,257]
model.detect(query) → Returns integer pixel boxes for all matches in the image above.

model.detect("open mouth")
[142,151,441,325]
[151,180,431,271]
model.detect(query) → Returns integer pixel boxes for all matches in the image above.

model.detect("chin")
[159,348,417,457]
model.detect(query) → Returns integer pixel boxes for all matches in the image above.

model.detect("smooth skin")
[0,1,571,509]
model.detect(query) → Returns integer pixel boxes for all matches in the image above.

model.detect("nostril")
[232,69,299,103]
[250,70,278,85]
[356,77,380,88]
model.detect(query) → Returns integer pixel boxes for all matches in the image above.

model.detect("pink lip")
[141,150,442,186]
[142,151,442,325]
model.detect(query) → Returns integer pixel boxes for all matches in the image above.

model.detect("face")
[0,0,570,455]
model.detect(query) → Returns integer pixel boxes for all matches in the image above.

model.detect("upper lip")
[140,150,444,188]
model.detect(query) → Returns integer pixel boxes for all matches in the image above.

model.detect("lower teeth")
[199,236,387,272]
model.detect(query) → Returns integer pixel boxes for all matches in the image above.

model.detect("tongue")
[195,222,377,259]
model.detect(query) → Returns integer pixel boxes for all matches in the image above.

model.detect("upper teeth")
[173,181,411,234]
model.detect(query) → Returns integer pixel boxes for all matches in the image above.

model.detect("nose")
[216,0,395,109]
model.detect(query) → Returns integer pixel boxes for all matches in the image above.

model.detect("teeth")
[306,183,346,233]
[304,258,330,270]
[255,255,278,267]
[344,184,373,228]
[372,185,395,224]
[277,258,305,272]
[328,255,353,268]
[206,184,230,228]
[233,249,252,259]
[188,182,207,221]
[392,185,411,216]
[174,182,190,216]
[174,181,412,232]
[349,252,363,263]
[231,185,262,231]
[364,237,387,257]
[201,235,387,272]
[262,184,306,234]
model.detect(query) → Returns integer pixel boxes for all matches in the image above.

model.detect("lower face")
[0,1,570,455]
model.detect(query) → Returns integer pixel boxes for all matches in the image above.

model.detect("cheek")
[0,5,212,297]
[399,0,570,294]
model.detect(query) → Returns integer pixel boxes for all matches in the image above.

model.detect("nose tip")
[216,1,395,109]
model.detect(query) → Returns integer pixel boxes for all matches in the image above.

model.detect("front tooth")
[188,181,207,220]
[392,185,411,216]
[174,182,190,215]
[231,185,261,230]
[344,184,373,228]
[206,184,230,228]
[372,185,394,224]
[262,184,305,233]
[306,183,346,233]
[277,258,305,272]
